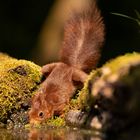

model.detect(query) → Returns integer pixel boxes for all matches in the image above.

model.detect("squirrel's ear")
[72,68,88,83]
[41,63,57,75]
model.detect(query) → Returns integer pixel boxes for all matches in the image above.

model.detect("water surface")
[0,128,103,140]
[0,127,140,140]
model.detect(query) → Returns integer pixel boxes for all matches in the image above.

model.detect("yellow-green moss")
[103,52,140,75]
[26,116,66,128]
[0,54,42,122]
[45,117,65,127]
[0,53,14,62]
[68,70,99,111]
[78,70,99,109]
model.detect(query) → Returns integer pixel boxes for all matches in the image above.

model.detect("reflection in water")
[28,128,102,140]
[1,126,140,140]
[0,128,102,140]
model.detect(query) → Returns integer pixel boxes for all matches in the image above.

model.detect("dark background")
[0,0,139,66]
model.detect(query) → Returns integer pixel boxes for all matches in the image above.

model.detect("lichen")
[0,53,42,123]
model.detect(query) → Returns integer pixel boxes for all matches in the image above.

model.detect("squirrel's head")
[29,89,53,125]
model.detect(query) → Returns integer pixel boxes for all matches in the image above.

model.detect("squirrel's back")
[60,1,105,72]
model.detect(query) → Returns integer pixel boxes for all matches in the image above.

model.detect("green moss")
[68,70,100,111]
[0,53,14,61]
[0,54,42,122]
[25,116,66,128]
[103,52,140,75]
[78,70,99,108]
[45,117,65,127]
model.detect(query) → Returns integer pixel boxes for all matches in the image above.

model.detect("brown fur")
[60,1,104,72]
[29,1,105,124]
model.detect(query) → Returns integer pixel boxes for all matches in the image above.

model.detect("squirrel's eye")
[38,111,44,118]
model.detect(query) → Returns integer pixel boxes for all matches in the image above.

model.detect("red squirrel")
[29,1,105,124]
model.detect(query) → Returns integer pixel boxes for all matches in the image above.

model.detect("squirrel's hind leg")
[72,68,88,83]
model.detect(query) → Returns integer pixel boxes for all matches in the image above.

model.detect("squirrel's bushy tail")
[60,1,105,72]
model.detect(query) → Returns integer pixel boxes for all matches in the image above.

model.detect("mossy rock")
[65,52,140,129]
[88,53,140,132]
[0,53,42,123]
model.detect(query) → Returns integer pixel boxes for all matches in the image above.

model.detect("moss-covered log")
[0,53,42,125]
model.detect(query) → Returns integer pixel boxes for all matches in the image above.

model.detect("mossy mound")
[0,53,42,123]
[65,52,140,129]
[88,52,140,132]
